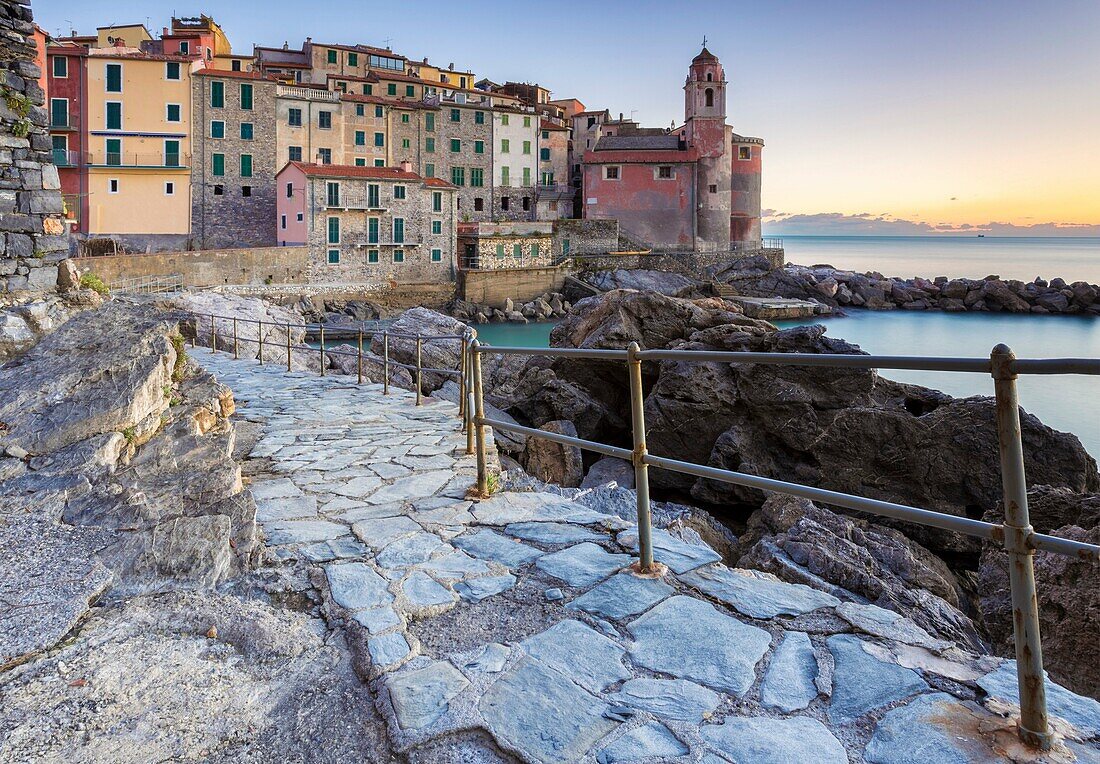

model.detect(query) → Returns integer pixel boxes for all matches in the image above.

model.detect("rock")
[368,306,467,393]
[586,269,701,296]
[597,722,688,763]
[606,678,720,724]
[760,631,819,712]
[504,521,604,545]
[864,693,1005,764]
[680,563,839,619]
[55,258,80,291]
[738,495,984,650]
[453,574,516,602]
[617,527,722,574]
[702,716,847,764]
[627,596,771,695]
[521,620,630,692]
[837,602,949,650]
[171,291,309,366]
[452,529,543,567]
[580,457,635,489]
[324,343,415,389]
[826,634,929,724]
[535,542,632,588]
[976,661,1100,737]
[566,572,675,620]
[386,660,469,731]
[523,419,583,487]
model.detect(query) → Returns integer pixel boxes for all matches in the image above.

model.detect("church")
[581,46,763,252]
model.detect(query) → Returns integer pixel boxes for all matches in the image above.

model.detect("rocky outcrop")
[448,291,572,325]
[978,486,1100,699]
[714,257,1100,316]
[0,287,103,361]
[523,420,584,487]
[325,343,416,389]
[296,295,383,325]
[585,269,702,297]
[369,306,468,393]
[738,495,985,650]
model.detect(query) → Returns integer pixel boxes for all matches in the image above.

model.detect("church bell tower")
[684,44,732,251]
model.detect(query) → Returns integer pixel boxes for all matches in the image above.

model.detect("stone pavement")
[200,352,1100,764]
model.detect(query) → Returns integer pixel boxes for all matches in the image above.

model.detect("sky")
[36,0,1100,235]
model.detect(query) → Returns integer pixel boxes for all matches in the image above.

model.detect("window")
[500,139,510,154]
[425,113,435,131]
[474,111,485,125]
[562,237,571,256]
[524,116,531,127]
[105,138,122,166]
[450,108,461,122]
[164,140,180,167]
[424,163,434,178]
[374,132,384,147]
[106,101,122,130]
[531,243,539,259]
[375,105,384,118]
[214,184,224,195]
[212,153,225,176]
[318,148,332,164]
[707,72,713,82]
[240,154,252,177]
[394,185,406,200]
[495,243,504,258]
[327,49,337,64]
[355,130,366,146]
[513,243,522,260]
[289,146,302,162]
[166,61,180,80]
[470,168,483,187]
[106,63,122,92]
[387,84,397,96]
[179,41,189,55]
[286,181,294,198]
[393,218,405,243]
[108,178,119,194]
[166,103,181,123]
[522,195,530,211]
[363,84,372,95]
[540,147,550,161]
[206,120,223,139]
[704,88,714,107]
[51,134,67,165]
[501,196,510,211]
[348,52,358,66]
[401,113,410,123]
[450,139,461,153]
[474,197,484,212]
[738,146,752,160]
[451,167,465,186]
[326,182,340,206]
[240,84,253,110]
[242,185,252,197]
[367,184,380,207]
[431,248,442,262]
[328,249,340,264]
[587,117,596,128]
[542,130,549,140]
[240,122,253,140]
[474,140,484,154]
[353,104,364,117]
[393,249,405,263]
[355,157,366,166]
[368,217,379,243]
[297,212,303,221]
[431,220,442,234]
[281,214,287,229]
[232,59,242,72]
[50,98,67,128]
[52,56,67,78]
[432,191,442,212]
[328,216,340,244]
[501,114,509,126]
[657,165,673,178]
[709,184,718,193]
[425,137,435,153]
[288,108,302,126]
[367,249,379,263]
[402,138,410,148]
[605,166,620,180]
[210,80,224,107]
[405,85,415,97]
[523,168,531,186]
[318,111,332,129]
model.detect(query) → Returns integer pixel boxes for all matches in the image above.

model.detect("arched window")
[706,72,713,82]
[704,88,714,107]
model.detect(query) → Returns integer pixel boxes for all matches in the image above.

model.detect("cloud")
[762,211,1100,237]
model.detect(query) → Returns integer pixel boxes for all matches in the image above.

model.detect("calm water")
[475,312,1100,457]
[779,236,1100,283]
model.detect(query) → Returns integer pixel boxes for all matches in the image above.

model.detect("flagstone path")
[201,352,1100,764]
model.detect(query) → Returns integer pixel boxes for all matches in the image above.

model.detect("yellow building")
[85,49,193,245]
[95,24,152,49]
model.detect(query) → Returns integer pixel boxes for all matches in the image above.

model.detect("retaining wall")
[79,246,310,288]
[572,247,784,278]
[460,265,568,308]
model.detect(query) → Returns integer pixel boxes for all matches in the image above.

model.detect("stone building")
[458,221,553,270]
[275,84,344,168]
[191,69,278,248]
[536,119,571,220]
[1,0,68,292]
[429,97,495,221]
[491,108,538,221]
[275,161,457,283]
[582,47,763,250]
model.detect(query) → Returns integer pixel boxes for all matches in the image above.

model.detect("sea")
[472,236,1100,457]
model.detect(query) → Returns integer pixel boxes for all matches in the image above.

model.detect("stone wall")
[552,219,619,256]
[0,0,67,293]
[572,246,784,278]
[79,246,310,288]
[472,234,553,269]
[459,265,567,307]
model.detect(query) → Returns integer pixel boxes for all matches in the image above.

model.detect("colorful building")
[275,161,457,283]
[46,43,86,233]
[536,119,571,219]
[581,47,763,250]
[491,108,539,220]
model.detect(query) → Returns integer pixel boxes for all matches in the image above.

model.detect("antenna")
[702,35,708,47]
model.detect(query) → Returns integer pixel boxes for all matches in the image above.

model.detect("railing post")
[458,336,467,420]
[627,342,656,574]
[383,332,390,395]
[210,314,217,353]
[357,328,363,385]
[232,317,238,359]
[991,343,1051,751]
[415,333,423,406]
[319,325,326,377]
[286,323,292,372]
[465,330,477,455]
[471,339,488,494]
[257,319,264,364]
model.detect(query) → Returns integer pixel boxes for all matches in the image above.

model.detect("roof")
[281,161,455,187]
[692,46,718,64]
[595,134,682,151]
[340,93,438,111]
[540,120,568,132]
[574,109,610,118]
[194,67,277,81]
[87,49,191,63]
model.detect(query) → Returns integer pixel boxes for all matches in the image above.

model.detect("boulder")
[586,269,701,297]
[325,343,415,389]
[523,420,584,487]
[170,291,308,366]
[56,258,80,292]
[738,495,984,650]
[581,457,635,490]
[368,306,468,393]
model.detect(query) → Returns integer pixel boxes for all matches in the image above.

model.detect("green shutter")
[166,61,180,80]
[240,154,252,177]
[355,131,365,146]
[167,103,181,122]
[523,141,531,154]
[393,218,404,243]
[394,185,406,200]
[106,63,121,92]
[425,137,435,153]
[433,192,442,212]
[328,217,340,244]
[425,163,434,178]
[240,83,253,110]
[240,122,253,139]
[475,111,484,124]
[470,168,483,187]
[164,140,180,167]
[375,105,383,118]
[368,217,379,243]
[393,249,404,263]
[348,52,358,66]
[106,138,121,165]
[474,140,484,154]
[368,185,379,207]
[514,244,522,259]
[531,243,539,259]
[106,102,121,130]
[212,153,224,176]
[388,84,397,96]
[50,99,67,127]
[541,147,550,161]
[210,120,224,138]
[210,81,224,107]
[327,249,340,264]
[451,167,464,186]
[523,168,531,186]
[327,49,337,64]
[431,249,442,262]
[450,139,460,153]
[368,249,379,263]
[501,139,509,153]
[425,113,435,131]
[450,108,460,122]
[495,244,504,258]
[374,132,384,147]
[406,85,414,97]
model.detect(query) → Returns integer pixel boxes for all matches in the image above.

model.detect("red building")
[582,47,763,251]
[45,44,87,233]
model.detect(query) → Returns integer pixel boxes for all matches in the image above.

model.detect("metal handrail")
[466,339,1100,751]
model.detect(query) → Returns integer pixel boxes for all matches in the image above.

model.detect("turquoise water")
[778,236,1100,283]
[474,313,1100,458]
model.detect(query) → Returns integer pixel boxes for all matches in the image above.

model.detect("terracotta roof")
[87,50,191,63]
[340,93,438,110]
[357,44,407,59]
[281,161,455,188]
[194,67,277,81]
[595,135,682,151]
[692,46,718,63]
[574,109,609,118]
[540,120,568,131]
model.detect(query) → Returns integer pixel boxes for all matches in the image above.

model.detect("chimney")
[114,37,126,48]
[448,62,454,70]
[619,112,624,121]
[282,41,288,50]
[398,159,412,172]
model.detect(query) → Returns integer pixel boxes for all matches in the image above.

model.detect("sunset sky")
[39,0,1100,235]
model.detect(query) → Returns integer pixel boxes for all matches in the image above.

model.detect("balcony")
[52,149,82,167]
[50,119,76,131]
[86,151,191,169]
[318,192,386,212]
[277,85,340,103]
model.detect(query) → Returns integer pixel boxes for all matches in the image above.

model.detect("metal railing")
[463,340,1100,751]
[111,274,184,294]
[86,151,190,168]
